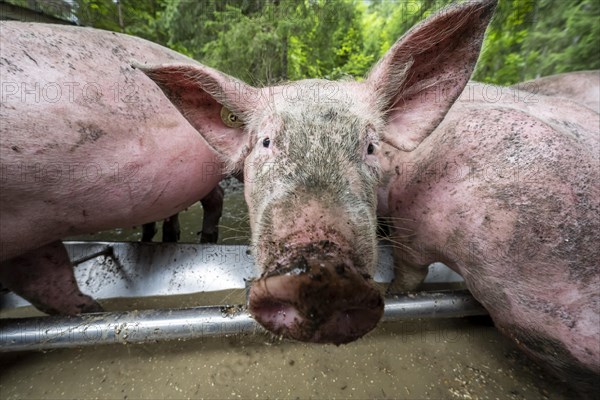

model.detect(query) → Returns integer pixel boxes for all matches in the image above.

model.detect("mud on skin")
[133,0,498,346]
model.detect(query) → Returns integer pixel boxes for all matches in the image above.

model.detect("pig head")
[138,0,497,344]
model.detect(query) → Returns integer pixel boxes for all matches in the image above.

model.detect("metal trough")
[0,242,486,352]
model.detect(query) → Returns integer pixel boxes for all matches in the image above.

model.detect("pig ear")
[368,0,496,151]
[133,62,259,172]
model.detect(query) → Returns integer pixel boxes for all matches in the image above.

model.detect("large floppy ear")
[368,0,497,151]
[133,62,259,172]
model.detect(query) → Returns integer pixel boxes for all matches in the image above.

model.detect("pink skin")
[139,0,596,394]
[139,69,386,344]
[238,90,384,344]
[0,241,102,314]
[0,23,226,313]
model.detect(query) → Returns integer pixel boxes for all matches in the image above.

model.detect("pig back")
[511,70,600,113]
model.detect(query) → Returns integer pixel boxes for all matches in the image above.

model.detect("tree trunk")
[281,31,288,81]
[117,0,124,32]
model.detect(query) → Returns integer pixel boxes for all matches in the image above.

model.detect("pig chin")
[248,240,384,345]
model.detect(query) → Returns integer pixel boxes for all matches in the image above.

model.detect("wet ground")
[0,318,575,399]
[0,320,574,399]
[0,178,579,399]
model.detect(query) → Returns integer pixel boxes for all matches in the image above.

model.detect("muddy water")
[0,179,577,399]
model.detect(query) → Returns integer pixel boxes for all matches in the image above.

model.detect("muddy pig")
[137,0,599,394]
[137,1,496,343]
[378,73,600,396]
[0,23,237,314]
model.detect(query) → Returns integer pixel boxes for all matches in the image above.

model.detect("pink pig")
[0,23,228,314]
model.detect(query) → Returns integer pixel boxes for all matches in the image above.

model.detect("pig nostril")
[367,143,375,155]
[250,276,384,344]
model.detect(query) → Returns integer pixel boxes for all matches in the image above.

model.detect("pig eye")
[367,143,375,155]
[262,138,271,148]
[220,106,243,128]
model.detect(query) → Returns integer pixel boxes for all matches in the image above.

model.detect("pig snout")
[248,241,384,345]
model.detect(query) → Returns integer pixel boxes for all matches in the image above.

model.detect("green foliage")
[198,4,286,84]
[75,0,122,32]
[474,0,537,84]
[162,0,370,82]
[10,0,600,86]
[73,0,171,45]
[285,0,369,80]
[362,0,455,61]
[160,1,289,83]
[4,0,74,21]
[475,0,600,84]
[525,0,600,78]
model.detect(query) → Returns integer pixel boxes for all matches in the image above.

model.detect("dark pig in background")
[138,0,598,396]
[0,23,233,314]
[141,184,224,243]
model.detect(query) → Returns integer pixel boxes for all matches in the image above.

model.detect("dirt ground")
[0,317,577,399]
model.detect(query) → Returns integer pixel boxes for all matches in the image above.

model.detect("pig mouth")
[248,241,384,345]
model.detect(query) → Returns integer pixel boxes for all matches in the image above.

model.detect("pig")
[138,1,498,342]
[379,77,599,396]
[142,213,182,243]
[0,22,232,314]
[137,0,598,394]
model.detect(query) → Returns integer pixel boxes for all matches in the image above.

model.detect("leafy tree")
[473,0,537,84]
[361,0,454,62]
[523,0,599,79]
[6,0,600,86]
[157,0,286,81]
[74,0,170,45]
[475,0,599,84]
[197,3,286,84]
[75,0,122,32]
[284,0,368,80]
[120,0,171,45]
[163,0,368,83]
